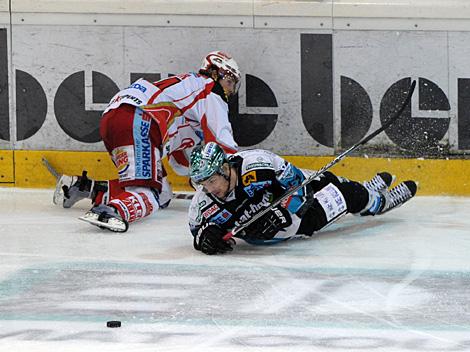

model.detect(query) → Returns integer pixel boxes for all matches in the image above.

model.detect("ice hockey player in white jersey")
[54,51,241,232]
[188,142,418,255]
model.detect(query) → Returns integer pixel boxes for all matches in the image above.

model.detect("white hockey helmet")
[200,51,241,93]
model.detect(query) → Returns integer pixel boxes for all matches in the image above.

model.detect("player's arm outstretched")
[187,143,418,255]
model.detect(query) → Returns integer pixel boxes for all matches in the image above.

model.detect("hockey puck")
[106,320,121,328]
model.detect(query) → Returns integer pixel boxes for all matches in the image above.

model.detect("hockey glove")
[244,206,292,240]
[194,223,234,255]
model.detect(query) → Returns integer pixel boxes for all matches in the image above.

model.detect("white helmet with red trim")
[200,51,241,90]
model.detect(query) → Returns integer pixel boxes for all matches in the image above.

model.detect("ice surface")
[1,188,470,352]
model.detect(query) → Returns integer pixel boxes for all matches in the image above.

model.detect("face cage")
[191,167,229,193]
[218,71,241,94]
[191,166,219,185]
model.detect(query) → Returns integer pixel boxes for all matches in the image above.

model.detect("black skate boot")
[379,180,417,214]
[361,180,417,216]
[79,204,129,233]
[54,170,107,208]
[363,172,394,193]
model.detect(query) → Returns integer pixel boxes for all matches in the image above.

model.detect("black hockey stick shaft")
[172,192,194,200]
[223,79,416,241]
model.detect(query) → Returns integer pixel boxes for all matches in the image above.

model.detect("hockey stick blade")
[43,157,69,206]
[223,79,416,241]
[172,192,194,200]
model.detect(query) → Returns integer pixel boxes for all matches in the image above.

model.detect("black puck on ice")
[106,320,121,328]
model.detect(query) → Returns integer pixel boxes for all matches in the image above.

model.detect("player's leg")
[80,105,165,231]
[158,176,173,209]
[94,180,160,222]
[296,172,416,236]
[308,170,414,215]
[361,180,417,216]
[296,175,369,236]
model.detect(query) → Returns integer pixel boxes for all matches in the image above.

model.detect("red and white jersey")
[104,73,238,175]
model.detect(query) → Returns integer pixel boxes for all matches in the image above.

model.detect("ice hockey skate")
[379,180,417,214]
[79,204,129,233]
[53,170,108,208]
[42,157,78,207]
[361,180,417,216]
[363,172,395,193]
[53,171,91,208]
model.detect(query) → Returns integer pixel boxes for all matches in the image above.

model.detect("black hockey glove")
[194,223,234,255]
[244,206,292,240]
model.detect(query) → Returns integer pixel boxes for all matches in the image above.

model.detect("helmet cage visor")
[218,70,241,94]
[201,51,241,93]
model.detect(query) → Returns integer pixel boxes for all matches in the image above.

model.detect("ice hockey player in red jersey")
[55,51,241,232]
[188,142,418,255]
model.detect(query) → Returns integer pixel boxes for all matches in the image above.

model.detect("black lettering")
[229,74,278,146]
[301,33,333,147]
[0,28,9,141]
[381,77,450,154]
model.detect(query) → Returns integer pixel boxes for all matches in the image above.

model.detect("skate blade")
[78,212,129,233]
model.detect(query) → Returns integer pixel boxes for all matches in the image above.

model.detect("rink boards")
[1,150,469,196]
[1,1,470,194]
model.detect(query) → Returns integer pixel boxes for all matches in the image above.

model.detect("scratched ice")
[1,188,470,352]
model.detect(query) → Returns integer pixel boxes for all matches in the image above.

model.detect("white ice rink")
[1,188,470,352]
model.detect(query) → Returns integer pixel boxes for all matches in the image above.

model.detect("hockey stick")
[223,79,416,241]
[172,192,194,200]
[42,157,68,206]
[42,157,61,180]
[42,157,194,200]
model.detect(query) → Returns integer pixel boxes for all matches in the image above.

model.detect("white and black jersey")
[188,148,418,251]
[188,149,308,244]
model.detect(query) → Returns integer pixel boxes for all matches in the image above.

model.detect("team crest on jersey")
[243,180,272,197]
[242,171,257,186]
[211,209,232,225]
[202,204,220,218]
[113,147,130,175]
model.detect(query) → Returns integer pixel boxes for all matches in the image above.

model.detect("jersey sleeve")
[200,93,238,154]
[237,150,309,213]
[188,191,207,237]
[237,150,282,198]
[274,157,309,214]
